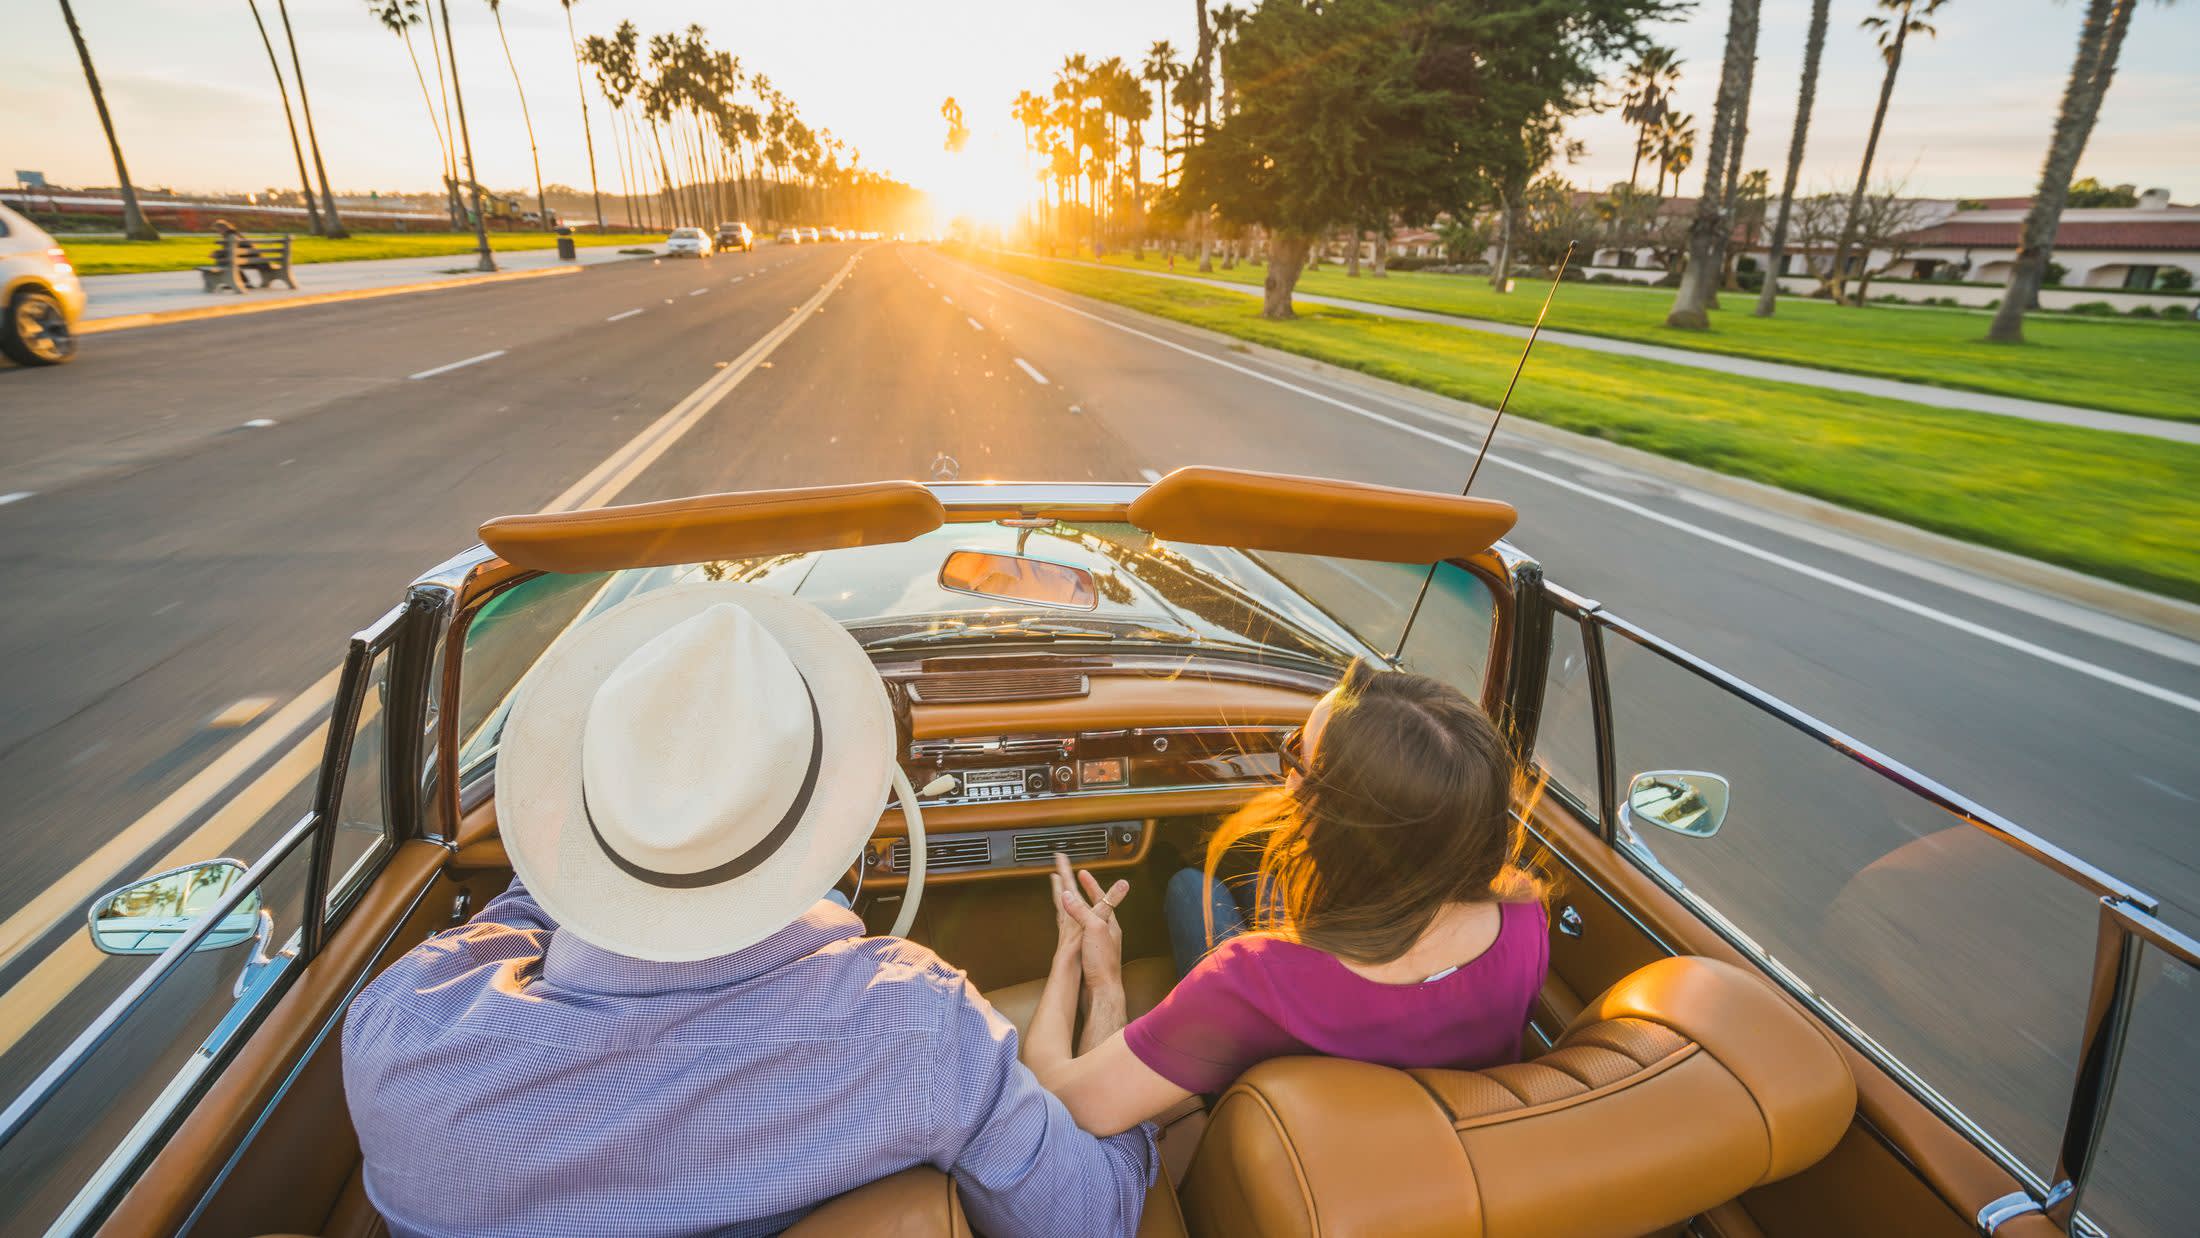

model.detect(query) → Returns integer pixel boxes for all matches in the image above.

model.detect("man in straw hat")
[343,584,1155,1235]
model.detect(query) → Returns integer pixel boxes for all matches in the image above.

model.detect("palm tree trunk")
[1757,0,1830,316]
[1666,0,1759,328]
[490,7,549,228]
[59,0,159,241]
[563,7,605,232]
[437,0,494,269]
[277,0,345,237]
[1831,17,1910,306]
[1988,0,2130,343]
[1489,187,1518,292]
[397,25,454,214]
[421,0,464,229]
[245,0,321,236]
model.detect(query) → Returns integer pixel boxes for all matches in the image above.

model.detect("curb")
[967,252,2200,644]
[79,262,585,335]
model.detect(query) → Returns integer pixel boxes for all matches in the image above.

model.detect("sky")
[6,0,2197,221]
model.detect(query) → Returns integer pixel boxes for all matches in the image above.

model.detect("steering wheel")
[886,761,927,939]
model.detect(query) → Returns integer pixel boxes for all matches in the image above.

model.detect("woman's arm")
[1043,1028,1194,1138]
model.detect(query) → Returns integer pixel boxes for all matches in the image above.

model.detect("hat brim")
[497,582,892,962]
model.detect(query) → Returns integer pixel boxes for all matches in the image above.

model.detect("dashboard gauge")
[1078,756,1127,788]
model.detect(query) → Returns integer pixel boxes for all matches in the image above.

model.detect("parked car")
[664,227,713,258]
[819,227,843,243]
[0,202,84,366]
[800,226,820,244]
[715,222,755,252]
[7,466,2195,1236]
[776,228,801,245]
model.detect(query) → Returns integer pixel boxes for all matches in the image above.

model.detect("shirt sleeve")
[929,974,1156,1238]
[1123,937,1296,1095]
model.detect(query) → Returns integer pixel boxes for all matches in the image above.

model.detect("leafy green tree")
[2065,176,2138,207]
[1176,0,1658,319]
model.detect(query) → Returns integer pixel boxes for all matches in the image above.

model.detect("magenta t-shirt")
[1124,899,1549,1094]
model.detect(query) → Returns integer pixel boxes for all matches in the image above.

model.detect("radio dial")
[1025,770,1048,794]
[1054,765,1074,786]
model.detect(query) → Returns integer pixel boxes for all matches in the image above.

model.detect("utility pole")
[439,0,496,271]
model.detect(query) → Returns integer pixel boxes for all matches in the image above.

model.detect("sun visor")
[480,482,947,573]
[1128,467,1516,563]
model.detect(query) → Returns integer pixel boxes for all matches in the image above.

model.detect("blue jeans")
[1164,868,1255,978]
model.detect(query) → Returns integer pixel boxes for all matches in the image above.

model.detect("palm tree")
[437,0,493,268]
[1755,0,1831,316]
[255,0,322,234]
[1829,0,1946,305]
[1012,89,1046,237]
[1667,0,1760,329]
[1620,47,1682,191]
[57,0,158,240]
[367,2,449,217]
[277,0,346,236]
[1189,0,1217,270]
[559,0,606,231]
[1142,41,1182,191]
[1988,0,2149,343]
[484,0,548,228]
[1656,112,1696,196]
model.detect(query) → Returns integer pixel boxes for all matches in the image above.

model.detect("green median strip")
[59,232,667,277]
[978,249,2200,604]
[1083,252,2200,425]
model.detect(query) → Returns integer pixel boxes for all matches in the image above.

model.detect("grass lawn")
[58,231,667,277]
[975,249,2200,602]
[1082,251,2200,425]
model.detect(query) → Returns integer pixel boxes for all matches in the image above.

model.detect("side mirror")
[1623,771,1731,839]
[86,860,263,956]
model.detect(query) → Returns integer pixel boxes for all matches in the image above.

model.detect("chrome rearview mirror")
[939,550,1098,611]
[1623,771,1731,839]
[86,859,263,955]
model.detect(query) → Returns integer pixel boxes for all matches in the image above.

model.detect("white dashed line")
[966,316,985,332]
[1138,468,1163,483]
[408,350,507,380]
[606,308,643,322]
[240,419,277,429]
[1013,358,1049,385]
[942,295,953,305]
[689,288,709,297]
[0,493,32,507]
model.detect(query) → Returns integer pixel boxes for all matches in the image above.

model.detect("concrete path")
[1065,259,2200,447]
[80,241,661,323]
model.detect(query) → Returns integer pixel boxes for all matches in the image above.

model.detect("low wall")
[1772,274,2197,313]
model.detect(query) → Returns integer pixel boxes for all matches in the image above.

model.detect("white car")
[0,202,85,365]
[664,227,713,259]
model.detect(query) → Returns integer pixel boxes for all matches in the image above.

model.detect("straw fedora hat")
[497,583,893,962]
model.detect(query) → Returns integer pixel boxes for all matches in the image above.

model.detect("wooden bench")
[198,234,297,293]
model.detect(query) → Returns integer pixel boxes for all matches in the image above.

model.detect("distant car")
[0,202,84,366]
[800,226,820,244]
[665,227,713,258]
[819,227,843,243]
[715,222,755,252]
[776,229,801,245]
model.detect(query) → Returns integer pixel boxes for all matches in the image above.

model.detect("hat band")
[581,678,825,890]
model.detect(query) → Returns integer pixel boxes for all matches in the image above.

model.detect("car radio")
[957,767,1049,801]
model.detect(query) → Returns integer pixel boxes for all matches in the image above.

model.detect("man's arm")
[933,977,1155,1238]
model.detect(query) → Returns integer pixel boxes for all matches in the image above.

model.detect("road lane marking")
[1139,468,1163,483]
[1013,358,1049,385]
[689,288,708,297]
[407,350,506,380]
[970,267,2200,718]
[606,308,643,322]
[207,696,278,729]
[942,295,953,305]
[966,316,985,332]
[0,493,33,506]
[241,419,277,429]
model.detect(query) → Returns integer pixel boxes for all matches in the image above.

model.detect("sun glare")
[925,129,1041,233]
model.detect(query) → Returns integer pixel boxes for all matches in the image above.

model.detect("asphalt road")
[0,241,2194,1232]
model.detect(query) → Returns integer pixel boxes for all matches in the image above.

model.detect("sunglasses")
[1277,726,1309,778]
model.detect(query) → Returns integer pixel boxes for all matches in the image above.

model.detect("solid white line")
[1013,358,1049,385]
[0,492,32,506]
[1139,468,1163,483]
[407,349,506,380]
[966,316,985,332]
[970,269,2200,718]
[606,308,643,322]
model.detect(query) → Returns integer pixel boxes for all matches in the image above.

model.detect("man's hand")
[1052,853,1127,988]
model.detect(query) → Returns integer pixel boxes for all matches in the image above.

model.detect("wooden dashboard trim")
[872,784,1256,838]
[860,818,1163,890]
[910,675,1316,739]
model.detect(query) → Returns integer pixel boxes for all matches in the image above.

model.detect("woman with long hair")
[1020,661,1549,1137]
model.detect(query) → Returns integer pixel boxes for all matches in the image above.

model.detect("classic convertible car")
[1,469,2191,1237]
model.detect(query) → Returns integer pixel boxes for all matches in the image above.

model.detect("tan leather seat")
[1179,956,1856,1238]
[783,1169,1187,1238]
[982,955,1179,1037]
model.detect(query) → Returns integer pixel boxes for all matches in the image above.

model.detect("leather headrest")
[1180,957,1855,1238]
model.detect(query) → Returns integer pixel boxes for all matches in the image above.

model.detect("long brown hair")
[1205,661,1546,965]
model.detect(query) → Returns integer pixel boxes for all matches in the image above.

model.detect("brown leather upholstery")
[1129,467,1517,564]
[982,956,1180,1037]
[480,481,947,572]
[783,1168,1187,1238]
[1179,956,1856,1238]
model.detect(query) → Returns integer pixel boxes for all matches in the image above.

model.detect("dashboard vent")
[908,671,1090,704]
[998,737,1067,758]
[889,835,994,874]
[1012,825,1113,867]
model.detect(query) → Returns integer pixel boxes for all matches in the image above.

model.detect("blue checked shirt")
[343,879,1156,1237]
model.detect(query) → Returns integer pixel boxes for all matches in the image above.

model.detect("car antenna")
[1391,241,1574,664]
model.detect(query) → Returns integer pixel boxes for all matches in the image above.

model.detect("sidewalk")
[1061,258,2200,447]
[81,242,658,326]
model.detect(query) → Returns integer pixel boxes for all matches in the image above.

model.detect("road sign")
[15,171,46,188]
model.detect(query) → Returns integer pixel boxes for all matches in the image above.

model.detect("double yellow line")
[0,251,859,1061]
